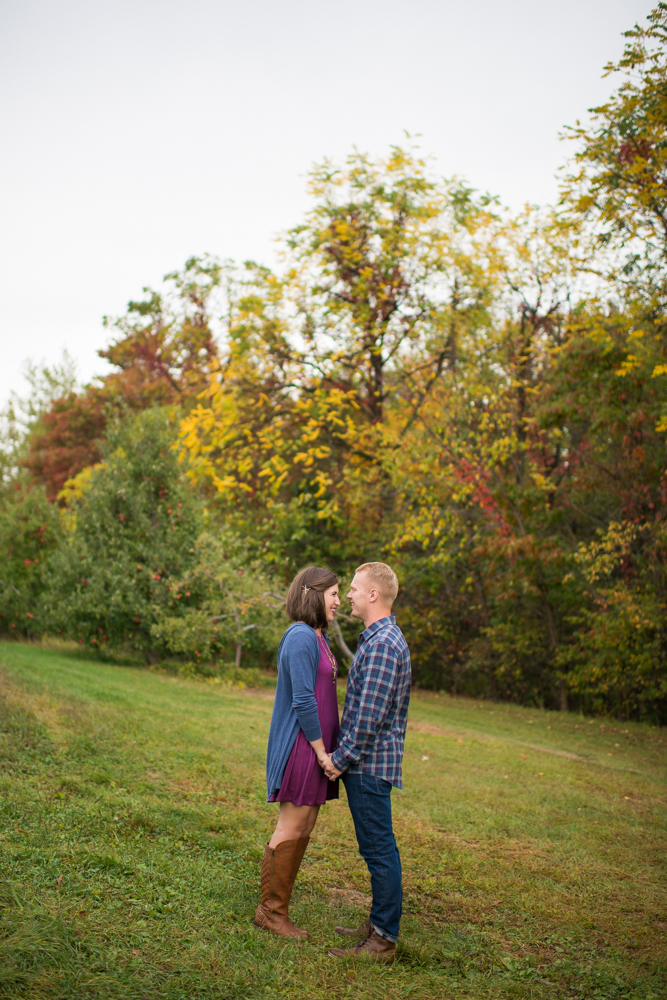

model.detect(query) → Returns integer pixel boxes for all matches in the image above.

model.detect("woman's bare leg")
[269,802,320,847]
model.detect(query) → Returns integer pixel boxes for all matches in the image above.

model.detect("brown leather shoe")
[334,917,371,938]
[328,929,396,964]
[253,837,309,939]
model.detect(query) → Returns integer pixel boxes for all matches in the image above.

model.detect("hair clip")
[302,585,310,592]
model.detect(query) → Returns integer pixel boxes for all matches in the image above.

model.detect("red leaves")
[617,138,651,166]
[22,388,106,500]
[452,457,512,537]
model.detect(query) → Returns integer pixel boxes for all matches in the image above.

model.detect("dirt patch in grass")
[326,887,372,910]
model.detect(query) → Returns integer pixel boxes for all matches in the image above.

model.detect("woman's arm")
[309,737,328,766]
[285,627,322,742]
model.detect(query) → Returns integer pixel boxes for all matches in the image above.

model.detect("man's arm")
[329,640,399,774]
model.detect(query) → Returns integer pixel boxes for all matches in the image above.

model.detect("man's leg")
[341,772,402,942]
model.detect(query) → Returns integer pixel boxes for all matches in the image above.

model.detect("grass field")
[0,641,665,1000]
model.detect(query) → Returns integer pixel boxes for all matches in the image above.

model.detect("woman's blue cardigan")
[265,623,327,801]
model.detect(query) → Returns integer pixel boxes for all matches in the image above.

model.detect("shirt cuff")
[330,748,349,772]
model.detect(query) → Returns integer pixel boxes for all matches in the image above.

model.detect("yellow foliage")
[57,463,105,531]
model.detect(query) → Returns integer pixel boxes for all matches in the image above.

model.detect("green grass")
[0,641,665,1000]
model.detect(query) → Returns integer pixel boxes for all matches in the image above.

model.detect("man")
[322,561,411,964]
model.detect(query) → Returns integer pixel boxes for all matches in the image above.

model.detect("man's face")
[347,570,372,622]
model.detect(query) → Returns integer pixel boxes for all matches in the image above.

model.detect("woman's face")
[323,584,341,623]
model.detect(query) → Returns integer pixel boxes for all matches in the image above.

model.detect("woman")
[254,565,341,940]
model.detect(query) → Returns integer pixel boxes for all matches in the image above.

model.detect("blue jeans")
[342,772,402,942]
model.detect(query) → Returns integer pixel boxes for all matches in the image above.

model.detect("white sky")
[0,0,651,405]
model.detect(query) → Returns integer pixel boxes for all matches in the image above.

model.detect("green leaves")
[43,409,204,660]
[0,483,61,638]
[561,4,667,292]
[151,529,286,669]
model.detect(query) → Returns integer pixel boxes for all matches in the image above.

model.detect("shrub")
[0,482,61,638]
[42,409,204,660]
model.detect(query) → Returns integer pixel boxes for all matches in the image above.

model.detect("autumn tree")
[23,257,223,499]
[0,353,79,491]
[180,147,500,578]
[99,255,222,408]
[554,3,667,718]
[23,389,107,500]
[5,6,665,719]
[562,3,667,293]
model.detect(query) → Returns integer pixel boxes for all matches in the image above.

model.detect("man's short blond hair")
[355,562,399,606]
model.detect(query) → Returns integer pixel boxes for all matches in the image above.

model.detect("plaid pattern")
[330,616,411,789]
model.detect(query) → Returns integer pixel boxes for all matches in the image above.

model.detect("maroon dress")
[270,635,340,806]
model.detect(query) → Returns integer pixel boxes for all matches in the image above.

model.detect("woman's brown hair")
[285,565,338,632]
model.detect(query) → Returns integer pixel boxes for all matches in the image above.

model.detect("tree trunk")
[330,618,354,660]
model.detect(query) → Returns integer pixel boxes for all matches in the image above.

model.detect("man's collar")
[359,615,396,641]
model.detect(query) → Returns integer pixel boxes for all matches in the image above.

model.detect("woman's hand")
[310,738,340,777]
[310,737,328,767]
[317,753,342,780]
[324,756,342,780]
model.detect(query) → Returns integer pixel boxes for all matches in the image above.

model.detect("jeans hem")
[371,920,398,944]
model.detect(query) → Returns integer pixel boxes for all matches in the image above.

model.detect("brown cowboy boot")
[328,927,396,964]
[253,837,309,939]
[334,917,371,938]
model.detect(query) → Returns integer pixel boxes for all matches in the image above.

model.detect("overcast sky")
[0,0,651,405]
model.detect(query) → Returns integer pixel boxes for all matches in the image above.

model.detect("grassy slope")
[0,642,665,1000]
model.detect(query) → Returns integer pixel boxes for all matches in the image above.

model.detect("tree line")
[2,6,667,721]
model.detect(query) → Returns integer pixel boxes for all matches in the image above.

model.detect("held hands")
[312,739,341,780]
[317,753,342,781]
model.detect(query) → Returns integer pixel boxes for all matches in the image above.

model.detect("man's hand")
[321,754,342,780]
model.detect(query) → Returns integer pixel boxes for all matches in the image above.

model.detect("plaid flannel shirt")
[330,616,411,789]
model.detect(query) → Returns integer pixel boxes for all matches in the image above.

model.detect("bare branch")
[330,618,354,660]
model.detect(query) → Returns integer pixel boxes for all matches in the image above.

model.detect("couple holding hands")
[254,562,412,964]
